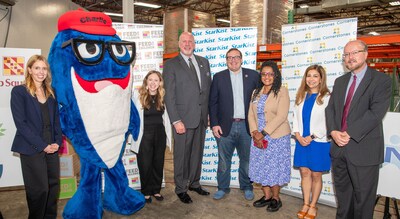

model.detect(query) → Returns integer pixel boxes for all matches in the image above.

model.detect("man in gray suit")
[163,32,212,204]
[326,40,391,219]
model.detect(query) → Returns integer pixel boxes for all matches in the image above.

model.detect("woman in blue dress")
[248,61,291,212]
[292,65,330,219]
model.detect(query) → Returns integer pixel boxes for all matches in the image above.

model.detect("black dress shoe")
[145,196,152,203]
[253,196,272,208]
[188,187,210,195]
[177,192,193,204]
[267,199,282,212]
[153,194,164,201]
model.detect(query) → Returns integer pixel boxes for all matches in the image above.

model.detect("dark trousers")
[20,152,60,219]
[137,124,167,196]
[331,150,379,219]
[173,120,206,194]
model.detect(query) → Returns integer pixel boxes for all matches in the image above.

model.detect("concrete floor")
[0,150,396,219]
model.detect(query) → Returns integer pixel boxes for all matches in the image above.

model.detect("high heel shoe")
[304,205,317,219]
[297,204,310,219]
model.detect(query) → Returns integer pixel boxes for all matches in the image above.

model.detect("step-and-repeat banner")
[192,27,258,187]
[0,48,41,187]
[113,23,164,189]
[113,23,164,89]
[281,18,357,207]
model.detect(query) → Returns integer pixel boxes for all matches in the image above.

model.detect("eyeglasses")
[61,38,136,66]
[226,56,241,61]
[260,72,275,77]
[342,50,365,59]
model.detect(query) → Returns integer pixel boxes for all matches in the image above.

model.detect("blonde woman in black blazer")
[10,55,62,219]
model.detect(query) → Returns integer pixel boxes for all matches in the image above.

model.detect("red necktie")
[341,75,357,131]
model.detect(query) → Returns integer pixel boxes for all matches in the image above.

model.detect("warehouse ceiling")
[71,0,400,36]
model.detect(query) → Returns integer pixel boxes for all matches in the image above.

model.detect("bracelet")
[261,130,267,136]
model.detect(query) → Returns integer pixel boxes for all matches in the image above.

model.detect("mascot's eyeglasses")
[61,38,136,66]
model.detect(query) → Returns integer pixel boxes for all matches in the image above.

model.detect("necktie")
[188,58,200,88]
[341,75,357,131]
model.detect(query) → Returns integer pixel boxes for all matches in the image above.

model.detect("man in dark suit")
[163,31,212,203]
[209,48,260,200]
[326,40,391,219]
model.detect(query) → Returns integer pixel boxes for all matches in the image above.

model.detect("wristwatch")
[261,130,267,136]
[310,134,316,139]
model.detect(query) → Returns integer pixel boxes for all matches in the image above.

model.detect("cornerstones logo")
[281,60,287,66]
[282,37,285,44]
[320,42,326,49]
[307,57,313,63]
[305,33,312,39]
[293,47,299,53]
[334,53,342,60]
[324,186,331,193]
[294,70,301,76]
[282,82,288,88]
[333,27,340,34]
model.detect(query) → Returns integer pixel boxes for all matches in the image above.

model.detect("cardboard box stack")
[59,136,80,199]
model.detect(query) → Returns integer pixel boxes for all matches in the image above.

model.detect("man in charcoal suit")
[326,40,391,219]
[163,32,212,204]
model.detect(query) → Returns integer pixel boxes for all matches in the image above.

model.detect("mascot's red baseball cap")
[58,8,116,35]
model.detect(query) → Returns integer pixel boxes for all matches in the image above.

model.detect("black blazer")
[209,68,260,137]
[326,67,392,166]
[10,85,62,155]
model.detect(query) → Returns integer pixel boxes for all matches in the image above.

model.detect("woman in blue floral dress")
[248,61,291,212]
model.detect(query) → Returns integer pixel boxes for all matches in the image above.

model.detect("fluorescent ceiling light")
[368,31,380,36]
[389,1,400,5]
[134,2,161,8]
[299,4,309,8]
[217,18,230,24]
[104,12,123,17]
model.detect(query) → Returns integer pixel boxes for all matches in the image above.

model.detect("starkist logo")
[80,16,107,24]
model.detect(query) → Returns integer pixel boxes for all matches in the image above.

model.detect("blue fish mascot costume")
[48,9,145,218]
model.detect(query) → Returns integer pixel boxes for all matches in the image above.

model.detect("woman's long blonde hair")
[139,70,165,111]
[24,55,55,99]
[295,65,330,105]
